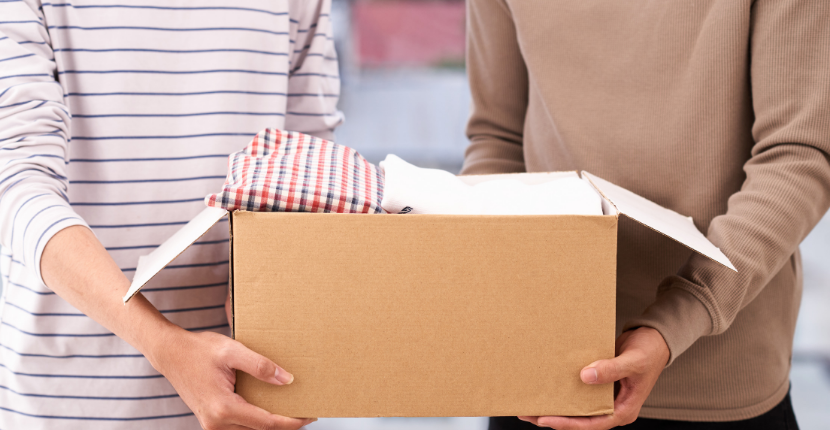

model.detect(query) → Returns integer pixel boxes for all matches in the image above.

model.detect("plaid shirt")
[206,129,385,214]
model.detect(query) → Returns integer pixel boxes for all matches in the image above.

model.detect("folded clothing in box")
[206,129,602,216]
[205,128,385,214]
[381,154,602,215]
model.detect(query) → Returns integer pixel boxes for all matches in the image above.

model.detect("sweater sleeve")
[285,0,343,142]
[0,0,88,286]
[624,0,830,365]
[460,0,528,175]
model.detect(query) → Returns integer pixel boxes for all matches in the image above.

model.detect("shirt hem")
[638,375,790,422]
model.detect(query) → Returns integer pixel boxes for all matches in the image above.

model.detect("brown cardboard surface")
[232,211,617,418]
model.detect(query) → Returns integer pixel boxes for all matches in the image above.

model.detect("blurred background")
[309,0,830,428]
[331,0,469,171]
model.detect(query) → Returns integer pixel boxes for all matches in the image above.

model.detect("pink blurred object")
[354,0,466,68]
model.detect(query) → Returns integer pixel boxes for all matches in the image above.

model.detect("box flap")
[123,206,228,303]
[583,172,736,271]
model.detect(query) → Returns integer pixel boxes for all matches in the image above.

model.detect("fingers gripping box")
[124,171,734,418]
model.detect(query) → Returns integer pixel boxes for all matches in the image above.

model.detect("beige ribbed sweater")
[461,0,830,422]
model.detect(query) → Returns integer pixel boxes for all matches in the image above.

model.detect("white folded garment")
[379,155,603,215]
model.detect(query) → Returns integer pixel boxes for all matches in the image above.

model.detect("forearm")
[625,0,830,364]
[461,138,526,175]
[40,225,178,365]
[40,226,310,428]
[628,145,830,362]
[461,0,528,175]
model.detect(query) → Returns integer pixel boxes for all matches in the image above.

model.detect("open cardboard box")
[124,171,734,418]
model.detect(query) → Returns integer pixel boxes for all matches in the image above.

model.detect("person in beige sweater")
[461,1,830,429]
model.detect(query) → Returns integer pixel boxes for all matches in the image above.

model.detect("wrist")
[623,279,713,366]
[637,326,670,366]
[136,314,186,373]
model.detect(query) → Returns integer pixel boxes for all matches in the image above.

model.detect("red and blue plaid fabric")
[206,129,384,213]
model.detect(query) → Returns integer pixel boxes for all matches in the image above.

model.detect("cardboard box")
[125,171,734,418]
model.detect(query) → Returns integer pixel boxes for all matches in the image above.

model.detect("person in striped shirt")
[0,1,341,428]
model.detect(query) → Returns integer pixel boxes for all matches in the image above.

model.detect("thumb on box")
[580,354,638,385]
[225,341,294,386]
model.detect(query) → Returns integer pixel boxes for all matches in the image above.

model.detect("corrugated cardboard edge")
[582,172,737,272]
[229,211,235,339]
[580,175,619,218]
[123,206,228,303]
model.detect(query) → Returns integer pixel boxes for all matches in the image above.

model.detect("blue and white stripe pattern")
[0,0,341,427]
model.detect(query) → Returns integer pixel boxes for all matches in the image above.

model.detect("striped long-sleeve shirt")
[0,1,341,428]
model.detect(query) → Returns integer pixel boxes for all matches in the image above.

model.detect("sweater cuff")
[623,278,713,366]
